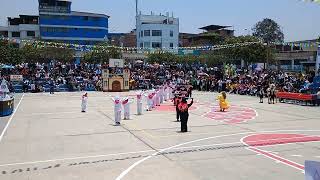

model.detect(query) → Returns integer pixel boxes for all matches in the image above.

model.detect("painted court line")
[0,94,24,144]
[291,155,303,157]
[116,130,320,180]
[239,133,318,172]
[0,141,244,168]
[246,147,304,171]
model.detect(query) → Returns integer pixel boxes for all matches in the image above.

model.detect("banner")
[10,75,23,82]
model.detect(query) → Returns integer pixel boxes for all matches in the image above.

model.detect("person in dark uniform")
[187,86,193,97]
[49,79,55,94]
[174,93,182,122]
[178,97,194,132]
[258,85,264,103]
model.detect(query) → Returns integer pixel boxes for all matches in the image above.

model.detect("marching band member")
[81,92,88,112]
[178,97,194,132]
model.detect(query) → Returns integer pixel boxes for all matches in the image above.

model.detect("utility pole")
[135,0,138,18]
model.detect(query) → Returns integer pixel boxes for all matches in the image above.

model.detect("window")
[125,81,129,87]
[141,31,143,37]
[170,43,174,48]
[27,31,35,37]
[152,30,162,36]
[144,42,150,48]
[11,32,20,37]
[140,43,143,48]
[152,42,162,48]
[144,30,150,36]
[170,30,174,37]
[0,31,8,37]
[83,16,89,21]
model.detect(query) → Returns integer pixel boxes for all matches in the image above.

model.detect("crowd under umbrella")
[0,65,15,69]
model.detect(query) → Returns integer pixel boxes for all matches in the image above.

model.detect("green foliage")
[147,52,177,64]
[0,40,75,65]
[21,45,75,63]
[252,18,284,44]
[83,46,121,64]
[0,40,22,64]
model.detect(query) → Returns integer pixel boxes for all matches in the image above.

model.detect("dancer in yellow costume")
[217,91,230,112]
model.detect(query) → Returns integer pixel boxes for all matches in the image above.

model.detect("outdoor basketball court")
[0,91,320,180]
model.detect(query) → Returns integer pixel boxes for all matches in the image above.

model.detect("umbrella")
[135,60,143,64]
[198,73,209,77]
[0,65,15,69]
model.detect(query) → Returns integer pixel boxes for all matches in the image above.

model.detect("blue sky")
[0,0,319,41]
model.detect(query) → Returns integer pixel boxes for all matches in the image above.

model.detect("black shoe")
[82,111,86,113]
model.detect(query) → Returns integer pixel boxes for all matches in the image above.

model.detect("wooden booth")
[102,59,130,92]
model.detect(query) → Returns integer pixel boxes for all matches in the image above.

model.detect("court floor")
[0,91,319,180]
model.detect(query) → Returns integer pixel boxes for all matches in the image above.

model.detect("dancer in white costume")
[112,96,122,125]
[136,91,144,115]
[159,86,164,104]
[122,97,133,120]
[164,86,169,101]
[155,90,160,106]
[169,85,174,100]
[145,92,154,111]
[81,92,88,112]
[152,91,156,108]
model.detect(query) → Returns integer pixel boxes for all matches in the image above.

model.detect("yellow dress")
[217,95,230,109]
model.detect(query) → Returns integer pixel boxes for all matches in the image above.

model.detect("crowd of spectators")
[1,61,319,95]
[1,62,104,93]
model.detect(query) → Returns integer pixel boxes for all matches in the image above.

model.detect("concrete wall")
[136,14,179,51]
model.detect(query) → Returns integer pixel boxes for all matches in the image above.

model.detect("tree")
[0,40,23,65]
[147,52,178,64]
[252,18,284,44]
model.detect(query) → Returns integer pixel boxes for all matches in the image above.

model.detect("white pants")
[81,102,87,112]
[124,106,130,119]
[115,109,121,124]
[147,99,153,111]
[137,102,143,115]
[160,93,164,104]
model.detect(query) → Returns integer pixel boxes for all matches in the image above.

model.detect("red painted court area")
[154,104,197,111]
[242,133,320,171]
[203,105,257,124]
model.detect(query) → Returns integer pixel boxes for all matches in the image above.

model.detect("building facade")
[38,0,109,45]
[136,12,179,51]
[0,15,40,40]
[108,30,137,48]
[273,39,319,72]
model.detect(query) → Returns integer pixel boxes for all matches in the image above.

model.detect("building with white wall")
[136,12,179,52]
[0,15,40,40]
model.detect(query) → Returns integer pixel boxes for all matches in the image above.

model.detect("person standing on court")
[178,97,194,132]
[81,92,88,112]
[174,93,182,122]
[136,91,143,115]
[49,79,55,94]
[122,97,132,120]
[112,96,122,125]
